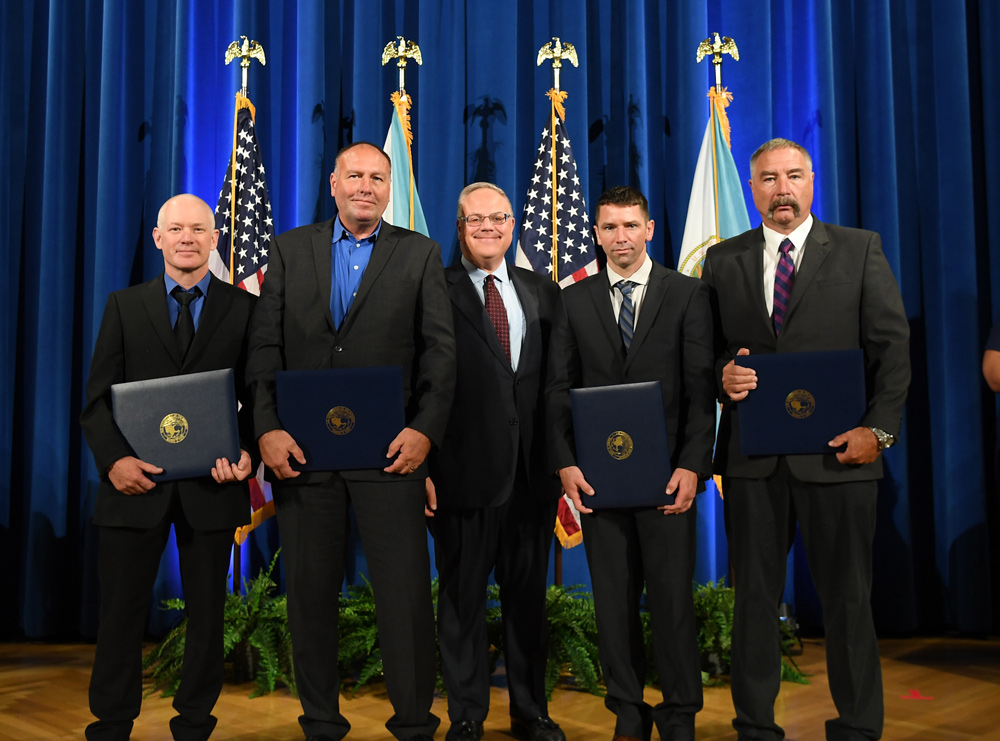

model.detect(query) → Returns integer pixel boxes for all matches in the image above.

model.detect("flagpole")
[223,35,266,592]
[537,37,581,584]
[382,37,423,232]
[696,33,740,267]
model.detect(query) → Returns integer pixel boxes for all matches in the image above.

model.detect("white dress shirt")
[606,252,654,326]
[762,214,813,316]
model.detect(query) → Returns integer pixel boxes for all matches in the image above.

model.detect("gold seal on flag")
[785,390,816,419]
[606,431,634,460]
[160,413,189,444]
[326,407,356,435]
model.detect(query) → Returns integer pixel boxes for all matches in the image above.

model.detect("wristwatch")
[868,427,895,451]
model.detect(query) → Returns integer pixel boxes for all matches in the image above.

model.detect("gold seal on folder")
[326,407,356,435]
[785,390,816,419]
[160,413,189,444]
[606,431,634,460]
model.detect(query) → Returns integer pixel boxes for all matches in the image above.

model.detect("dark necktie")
[484,274,511,361]
[171,285,202,358]
[617,280,636,350]
[773,239,795,336]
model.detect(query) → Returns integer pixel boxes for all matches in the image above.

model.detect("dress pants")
[581,501,702,741]
[87,496,234,741]
[273,475,439,741]
[725,459,882,740]
[434,465,558,724]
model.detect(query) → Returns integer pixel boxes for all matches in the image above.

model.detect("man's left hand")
[384,427,432,474]
[830,427,880,465]
[211,449,253,483]
[659,467,698,515]
[424,477,437,517]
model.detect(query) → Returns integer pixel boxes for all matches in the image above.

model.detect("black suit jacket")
[701,218,910,483]
[550,260,716,481]
[429,264,565,509]
[246,219,456,484]
[80,274,255,530]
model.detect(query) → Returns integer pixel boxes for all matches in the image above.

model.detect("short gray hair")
[456,182,512,218]
[750,138,813,178]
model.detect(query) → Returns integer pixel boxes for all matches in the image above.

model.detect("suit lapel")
[183,275,231,370]
[735,227,772,331]
[338,221,398,336]
[589,272,624,354]
[785,218,830,321]
[510,268,540,374]
[311,220,336,333]
[624,263,667,370]
[142,275,182,369]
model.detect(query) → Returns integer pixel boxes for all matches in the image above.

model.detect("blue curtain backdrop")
[2,0,998,639]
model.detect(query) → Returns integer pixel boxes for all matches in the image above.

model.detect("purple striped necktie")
[773,238,795,335]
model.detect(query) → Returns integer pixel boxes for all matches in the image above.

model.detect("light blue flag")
[382,101,429,236]
[677,89,750,277]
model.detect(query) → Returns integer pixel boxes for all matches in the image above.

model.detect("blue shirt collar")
[333,215,382,245]
[164,270,212,298]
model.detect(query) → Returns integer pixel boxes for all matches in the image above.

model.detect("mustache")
[767,196,800,219]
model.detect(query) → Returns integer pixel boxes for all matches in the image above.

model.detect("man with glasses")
[426,183,567,741]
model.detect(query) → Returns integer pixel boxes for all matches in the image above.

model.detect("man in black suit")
[426,182,566,741]
[80,194,256,740]
[551,186,716,741]
[702,138,910,740]
[246,142,455,741]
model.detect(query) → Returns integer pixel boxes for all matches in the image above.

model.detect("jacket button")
[509,418,518,426]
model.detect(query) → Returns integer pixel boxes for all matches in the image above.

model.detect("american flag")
[210,96,275,544]
[211,101,274,295]
[514,110,598,286]
[515,94,596,549]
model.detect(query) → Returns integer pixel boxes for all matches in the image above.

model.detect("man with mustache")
[702,139,910,740]
[247,142,455,741]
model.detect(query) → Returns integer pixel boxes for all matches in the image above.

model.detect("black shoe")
[305,737,338,741]
[445,720,483,741]
[511,716,566,741]
[406,737,436,741]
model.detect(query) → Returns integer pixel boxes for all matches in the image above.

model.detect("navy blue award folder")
[735,349,866,455]
[275,366,405,471]
[111,368,240,482]
[570,381,673,508]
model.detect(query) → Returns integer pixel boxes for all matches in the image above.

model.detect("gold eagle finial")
[696,33,739,92]
[381,36,422,96]
[536,37,579,92]
[224,36,266,97]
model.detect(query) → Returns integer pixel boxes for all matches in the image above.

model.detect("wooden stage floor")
[1,637,998,739]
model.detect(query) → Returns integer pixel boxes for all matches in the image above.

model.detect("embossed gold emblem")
[326,406,356,435]
[785,390,816,419]
[606,430,634,460]
[160,413,189,444]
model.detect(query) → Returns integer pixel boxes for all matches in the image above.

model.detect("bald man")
[81,194,257,740]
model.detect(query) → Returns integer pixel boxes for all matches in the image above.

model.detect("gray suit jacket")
[246,218,456,485]
[702,218,910,483]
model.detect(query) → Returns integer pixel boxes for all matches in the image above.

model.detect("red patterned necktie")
[773,238,795,335]
[484,274,511,361]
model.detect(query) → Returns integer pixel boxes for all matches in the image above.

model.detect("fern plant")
[144,557,806,700]
[336,576,384,693]
[539,584,603,699]
[142,551,296,699]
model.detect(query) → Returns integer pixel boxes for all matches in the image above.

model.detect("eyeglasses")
[461,212,511,227]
